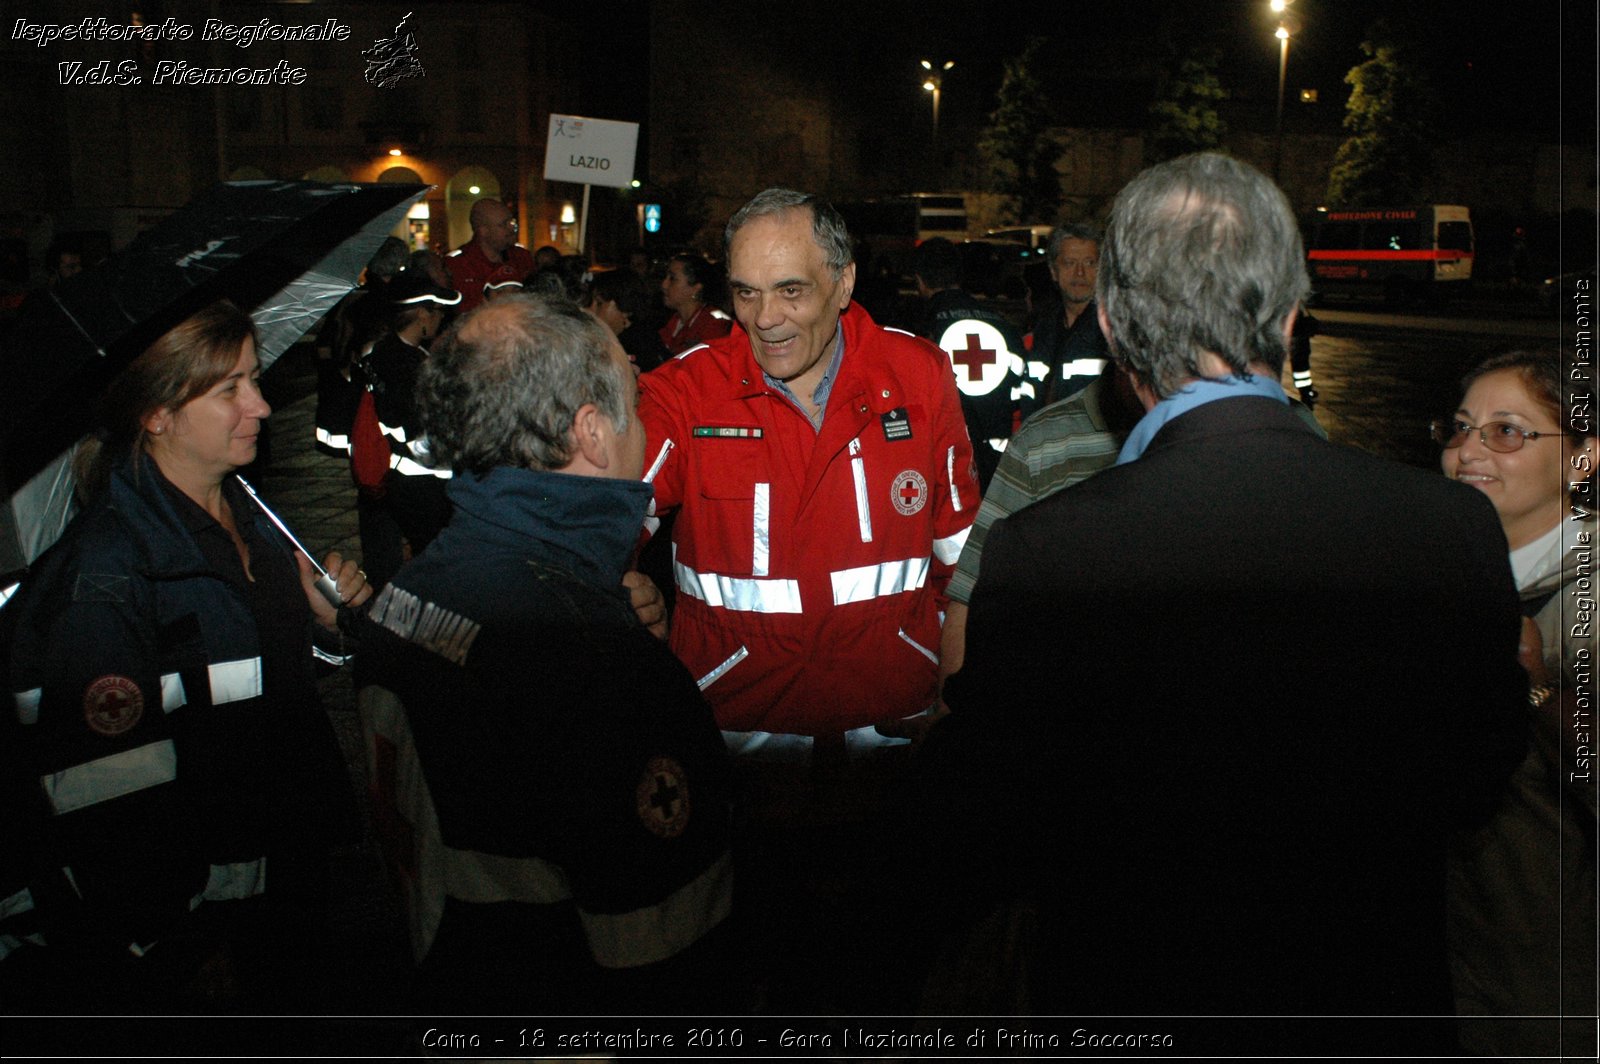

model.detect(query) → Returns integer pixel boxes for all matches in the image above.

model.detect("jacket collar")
[105,449,224,577]
[1137,391,1318,458]
[1033,298,1099,343]
[445,465,652,585]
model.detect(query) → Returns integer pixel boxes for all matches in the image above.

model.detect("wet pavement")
[1293,302,1566,472]
[256,345,413,1014]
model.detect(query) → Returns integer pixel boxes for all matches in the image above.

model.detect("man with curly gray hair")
[356,294,736,1013]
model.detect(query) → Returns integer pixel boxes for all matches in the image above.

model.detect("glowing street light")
[1274,22,1291,181]
[1269,0,1298,181]
[920,58,954,143]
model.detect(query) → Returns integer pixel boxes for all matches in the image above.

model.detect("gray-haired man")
[639,188,978,758]
[920,153,1525,1043]
[1019,221,1112,412]
[357,295,734,1013]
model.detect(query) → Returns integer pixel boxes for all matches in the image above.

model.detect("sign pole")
[578,184,592,261]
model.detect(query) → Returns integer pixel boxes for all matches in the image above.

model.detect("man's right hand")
[875,702,951,747]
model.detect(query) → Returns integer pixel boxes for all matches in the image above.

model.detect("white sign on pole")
[543,114,639,190]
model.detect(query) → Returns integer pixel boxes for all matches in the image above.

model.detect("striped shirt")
[947,376,1124,604]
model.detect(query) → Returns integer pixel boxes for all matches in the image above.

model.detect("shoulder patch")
[74,572,129,604]
[84,675,143,736]
[635,756,691,839]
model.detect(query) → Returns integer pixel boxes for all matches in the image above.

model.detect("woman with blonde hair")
[2,301,371,1010]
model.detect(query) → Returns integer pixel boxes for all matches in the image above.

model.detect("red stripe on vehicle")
[1307,250,1475,261]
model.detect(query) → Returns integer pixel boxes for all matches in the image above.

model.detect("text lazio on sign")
[543,114,639,189]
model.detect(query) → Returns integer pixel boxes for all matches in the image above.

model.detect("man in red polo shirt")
[447,198,534,312]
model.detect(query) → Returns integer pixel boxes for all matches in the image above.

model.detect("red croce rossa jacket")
[639,302,979,736]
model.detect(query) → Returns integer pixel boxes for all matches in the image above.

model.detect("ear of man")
[569,402,612,473]
[837,261,857,307]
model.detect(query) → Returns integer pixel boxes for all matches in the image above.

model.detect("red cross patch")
[635,756,691,839]
[891,469,929,516]
[83,675,143,736]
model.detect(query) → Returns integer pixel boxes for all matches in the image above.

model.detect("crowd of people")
[0,152,1592,1057]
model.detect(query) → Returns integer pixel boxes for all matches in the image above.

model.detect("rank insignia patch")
[880,408,912,441]
[636,756,691,838]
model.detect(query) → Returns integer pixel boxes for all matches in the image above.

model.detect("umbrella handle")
[234,475,344,608]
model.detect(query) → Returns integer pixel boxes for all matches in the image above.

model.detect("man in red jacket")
[639,188,977,757]
[446,198,533,312]
[638,186,978,1008]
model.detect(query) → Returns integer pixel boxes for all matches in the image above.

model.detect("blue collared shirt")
[763,327,845,432]
[1117,373,1289,464]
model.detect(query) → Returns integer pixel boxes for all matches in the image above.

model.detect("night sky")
[636,0,1589,148]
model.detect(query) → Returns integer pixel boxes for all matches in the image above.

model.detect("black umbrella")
[0,180,428,577]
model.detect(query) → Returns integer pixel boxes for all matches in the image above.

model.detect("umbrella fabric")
[0,180,427,576]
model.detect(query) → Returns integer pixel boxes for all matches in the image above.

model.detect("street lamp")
[1271,2,1292,182]
[920,59,954,143]
[1274,25,1290,179]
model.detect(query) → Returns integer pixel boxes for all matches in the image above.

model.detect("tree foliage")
[1326,23,1441,207]
[1147,48,1228,163]
[978,37,1060,221]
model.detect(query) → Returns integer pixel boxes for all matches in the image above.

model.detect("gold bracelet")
[1527,683,1557,708]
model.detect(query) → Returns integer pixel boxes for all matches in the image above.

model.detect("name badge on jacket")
[881,408,912,441]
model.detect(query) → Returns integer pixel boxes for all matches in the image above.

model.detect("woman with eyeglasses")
[1435,350,1595,1060]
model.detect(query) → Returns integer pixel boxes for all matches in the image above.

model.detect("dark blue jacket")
[918,288,1029,491]
[357,466,735,1014]
[1,451,353,958]
[1021,297,1112,415]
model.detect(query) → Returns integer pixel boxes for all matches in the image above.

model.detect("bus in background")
[837,193,970,282]
[1306,205,1474,304]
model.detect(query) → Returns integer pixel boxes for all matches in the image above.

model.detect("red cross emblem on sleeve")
[83,675,143,736]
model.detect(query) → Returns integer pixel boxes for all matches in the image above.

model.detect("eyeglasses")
[1429,418,1556,453]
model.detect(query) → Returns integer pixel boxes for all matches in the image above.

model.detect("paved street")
[255,350,413,1014]
[1293,303,1565,470]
